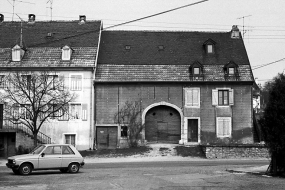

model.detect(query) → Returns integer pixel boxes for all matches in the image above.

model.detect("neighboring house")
[0,14,102,157]
[94,25,263,156]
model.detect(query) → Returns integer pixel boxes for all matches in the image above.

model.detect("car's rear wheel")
[12,169,20,175]
[60,168,69,173]
[68,163,79,173]
[19,163,32,175]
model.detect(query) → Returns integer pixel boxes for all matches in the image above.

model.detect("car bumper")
[80,162,85,167]
[6,163,19,169]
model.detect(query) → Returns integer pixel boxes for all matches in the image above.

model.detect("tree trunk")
[33,132,38,147]
[272,152,277,175]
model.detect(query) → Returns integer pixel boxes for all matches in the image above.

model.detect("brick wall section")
[204,145,269,159]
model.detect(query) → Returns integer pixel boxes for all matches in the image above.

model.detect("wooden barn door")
[188,119,198,142]
[96,126,118,149]
[145,106,181,143]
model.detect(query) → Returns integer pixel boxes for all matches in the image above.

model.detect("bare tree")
[1,71,76,146]
[114,101,144,147]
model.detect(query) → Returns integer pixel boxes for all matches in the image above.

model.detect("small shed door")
[96,126,118,149]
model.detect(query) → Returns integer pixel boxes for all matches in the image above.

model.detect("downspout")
[90,20,103,150]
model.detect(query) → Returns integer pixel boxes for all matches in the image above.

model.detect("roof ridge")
[103,29,229,33]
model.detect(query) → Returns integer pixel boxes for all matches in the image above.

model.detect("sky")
[1,0,285,86]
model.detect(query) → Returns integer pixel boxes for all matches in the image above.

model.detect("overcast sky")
[1,0,285,85]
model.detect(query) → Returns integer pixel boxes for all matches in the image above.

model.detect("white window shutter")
[229,89,234,105]
[185,89,193,106]
[212,89,218,106]
[82,104,87,121]
[193,89,199,106]
[217,117,223,137]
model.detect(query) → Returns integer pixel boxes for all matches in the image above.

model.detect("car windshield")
[31,145,46,154]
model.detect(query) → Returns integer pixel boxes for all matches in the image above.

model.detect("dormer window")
[203,39,216,54]
[125,45,131,50]
[79,15,86,25]
[193,67,200,75]
[158,45,164,51]
[62,45,72,61]
[189,61,203,76]
[224,61,239,81]
[12,45,25,61]
[228,67,235,75]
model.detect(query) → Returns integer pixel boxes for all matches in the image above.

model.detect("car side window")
[53,146,62,154]
[62,146,75,154]
[43,147,53,155]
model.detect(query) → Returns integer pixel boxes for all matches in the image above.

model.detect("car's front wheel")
[68,163,79,173]
[19,163,32,175]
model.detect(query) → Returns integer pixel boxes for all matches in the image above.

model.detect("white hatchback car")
[6,144,85,175]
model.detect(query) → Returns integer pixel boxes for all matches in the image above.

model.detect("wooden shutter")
[216,117,223,137]
[193,89,200,107]
[82,104,87,121]
[185,89,193,106]
[212,89,218,106]
[229,89,234,105]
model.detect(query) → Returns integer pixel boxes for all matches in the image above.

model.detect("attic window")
[62,45,72,61]
[228,67,235,75]
[125,45,131,50]
[79,15,86,24]
[203,39,216,54]
[158,45,164,51]
[223,61,239,81]
[189,61,203,76]
[46,32,53,38]
[12,45,25,62]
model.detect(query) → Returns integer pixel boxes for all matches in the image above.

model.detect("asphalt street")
[1,159,284,190]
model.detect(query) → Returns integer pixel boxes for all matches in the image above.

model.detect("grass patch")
[79,146,152,158]
[175,146,206,158]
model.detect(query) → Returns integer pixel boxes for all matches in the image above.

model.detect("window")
[158,45,164,51]
[70,104,81,119]
[12,45,24,61]
[19,104,31,119]
[125,45,131,50]
[43,146,62,155]
[70,74,82,91]
[207,44,213,53]
[228,67,235,75]
[65,134,76,147]
[216,117,231,137]
[62,146,75,154]
[22,75,31,89]
[121,126,128,137]
[48,75,58,89]
[0,75,7,89]
[218,90,229,105]
[62,45,72,60]
[185,88,200,107]
[212,89,234,106]
[193,67,200,75]
[58,106,69,121]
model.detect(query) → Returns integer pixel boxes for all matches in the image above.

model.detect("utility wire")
[252,58,285,70]
[103,0,209,30]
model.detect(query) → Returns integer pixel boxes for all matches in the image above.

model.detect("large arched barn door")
[145,106,181,143]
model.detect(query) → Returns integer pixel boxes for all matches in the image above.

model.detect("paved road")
[0,160,284,190]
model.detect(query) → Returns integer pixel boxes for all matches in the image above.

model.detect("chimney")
[231,25,240,39]
[0,14,4,23]
[28,14,35,24]
[79,15,86,24]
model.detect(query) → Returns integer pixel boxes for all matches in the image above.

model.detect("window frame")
[207,44,214,54]
[193,67,200,75]
[216,117,232,138]
[120,125,128,138]
[185,88,200,108]
[218,90,229,106]
[64,134,76,147]
[69,73,83,91]
[61,45,72,61]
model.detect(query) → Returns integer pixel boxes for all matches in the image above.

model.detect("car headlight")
[12,160,16,164]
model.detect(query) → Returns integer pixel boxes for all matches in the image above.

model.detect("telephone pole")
[47,0,54,21]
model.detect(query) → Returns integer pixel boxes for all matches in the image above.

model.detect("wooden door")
[96,126,118,149]
[188,119,198,142]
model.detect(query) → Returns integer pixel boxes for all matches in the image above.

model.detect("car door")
[38,146,62,169]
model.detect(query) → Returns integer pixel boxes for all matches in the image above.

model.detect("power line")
[104,0,209,30]
[252,58,285,70]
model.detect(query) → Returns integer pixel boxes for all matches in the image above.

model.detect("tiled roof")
[96,30,254,82]
[0,47,97,67]
[0,21,102,47]
[0,21,101,68]
[95,64,254,82]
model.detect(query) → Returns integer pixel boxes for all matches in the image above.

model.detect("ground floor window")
[65,134,76,147]
[121,126,128,138]
[216,117,232,137]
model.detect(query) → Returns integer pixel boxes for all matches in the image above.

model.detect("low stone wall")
[203,145,269,159]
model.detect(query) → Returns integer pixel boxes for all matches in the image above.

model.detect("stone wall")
[204,145,269,159]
